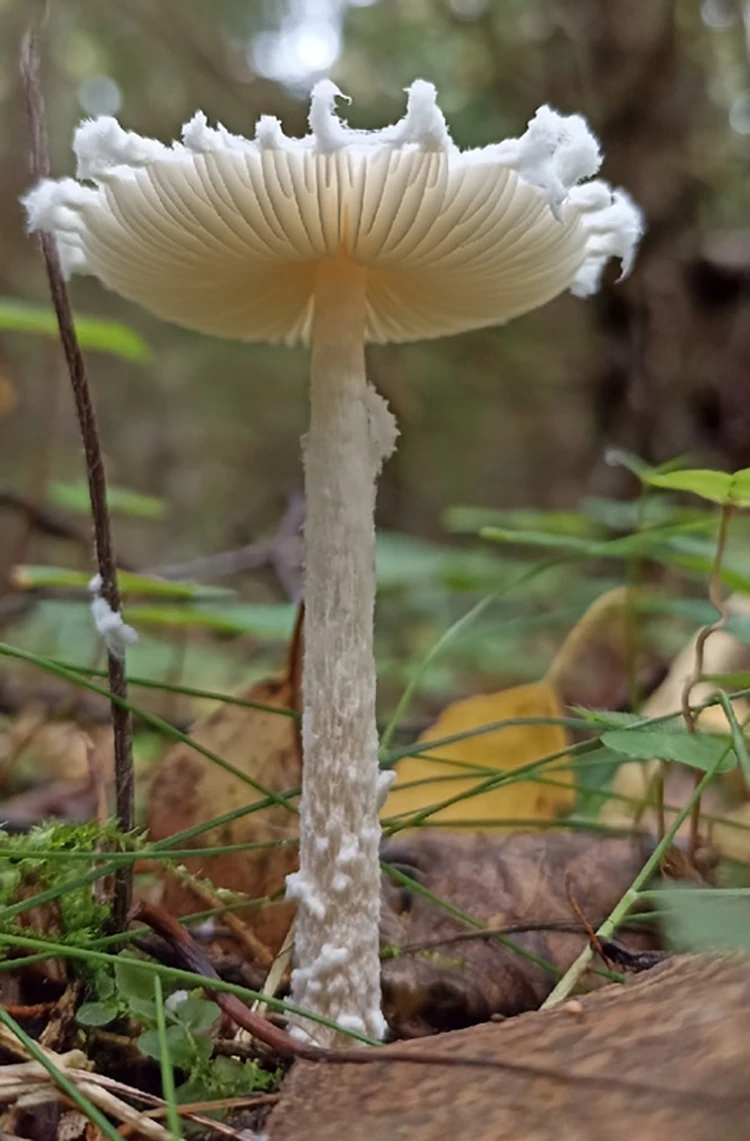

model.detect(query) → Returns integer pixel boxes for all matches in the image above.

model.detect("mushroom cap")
[23,81,643,346]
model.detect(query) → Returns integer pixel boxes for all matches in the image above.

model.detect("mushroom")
[23,80,643,1046]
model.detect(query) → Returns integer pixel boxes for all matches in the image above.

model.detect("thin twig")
[386,916,655,958]
[564,877,611,968]
[149,490,304,599]
[20,13,134,930]
[118,1094,280,1138]
[169,866,275,968]
[679,501,733,859]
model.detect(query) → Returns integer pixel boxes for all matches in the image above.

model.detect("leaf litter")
[1,581,749,1138]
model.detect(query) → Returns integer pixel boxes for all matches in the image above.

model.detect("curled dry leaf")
[545,586,660,711]
[384,681,573,830]
[146,665,301,956]
[379,831,658,1037]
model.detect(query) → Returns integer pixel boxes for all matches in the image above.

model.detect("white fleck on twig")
[88,573,138,660]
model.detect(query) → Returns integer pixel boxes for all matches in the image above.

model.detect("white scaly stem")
[287,259,397,1047]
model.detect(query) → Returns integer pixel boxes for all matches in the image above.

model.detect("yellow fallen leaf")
[384,680,572,830]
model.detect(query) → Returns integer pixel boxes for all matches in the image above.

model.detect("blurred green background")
[1,0,750,720]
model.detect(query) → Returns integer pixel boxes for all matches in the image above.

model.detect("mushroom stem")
[289,258,397,1046]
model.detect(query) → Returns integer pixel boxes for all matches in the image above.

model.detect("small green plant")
[0,820,138,944]
[77,954,279,1111]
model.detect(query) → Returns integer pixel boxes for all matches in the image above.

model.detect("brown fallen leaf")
[545,585,660,711]
[146,615,303,956]
[378,831,657,1037]
[266,954,750,1141]
[384,681,573,829]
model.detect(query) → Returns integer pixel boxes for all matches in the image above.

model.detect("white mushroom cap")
[23,80,643,346]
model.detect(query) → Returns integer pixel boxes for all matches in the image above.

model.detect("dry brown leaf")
[547,586,629,701]
[379,831,657,1036]
[146,674,301,956]
[268,955,750,1141]
[384,681,572,829]
[545,586,660,710]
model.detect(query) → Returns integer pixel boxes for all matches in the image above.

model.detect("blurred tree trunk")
[543,0,748,487]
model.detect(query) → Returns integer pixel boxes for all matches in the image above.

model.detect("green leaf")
[127,996,158,1022]
[210,1055,247,1086]
[0,298,152,363]
[204,1055,278,1096]
[12,565,231,600]
[115,956,156,1003]
[76,1001,119,1027]
[138,1025,195,1068]
[96,971,116,1000]
[601,728,736,772]
[731,470,750,504]
[662,887,750,953]
[641,468,734,504]
[48,481,166,520]
[189,1034,214,1066]
[639,466,750,507]
[170,997,220,1032]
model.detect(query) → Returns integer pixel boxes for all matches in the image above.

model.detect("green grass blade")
[153,974,183,1139]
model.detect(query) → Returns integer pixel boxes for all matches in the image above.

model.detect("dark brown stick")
[564,875,611,967]
[20,12,134,930]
